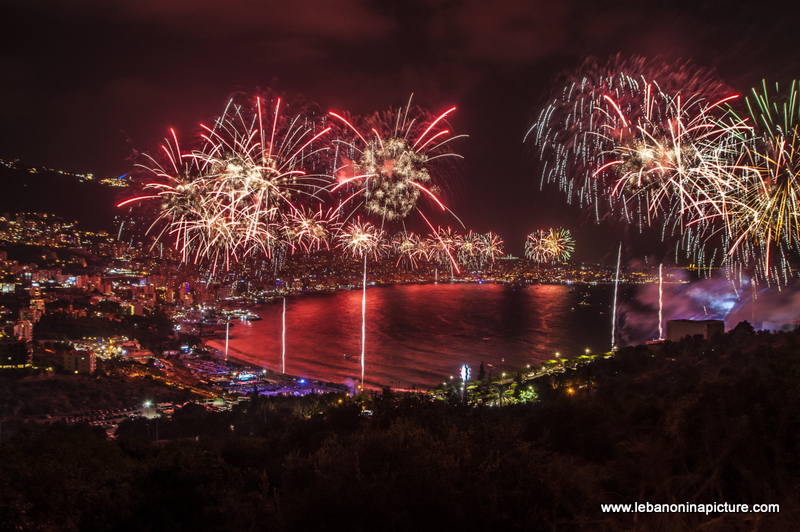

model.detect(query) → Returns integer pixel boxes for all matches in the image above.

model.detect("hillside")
[0,164,123,231]
[0,324,798,530]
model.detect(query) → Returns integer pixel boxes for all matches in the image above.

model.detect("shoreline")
[204,346,351,395]
[204,343,422,394]
[207,283,621,393]
[206,341,584,396]
[221,277,641,306]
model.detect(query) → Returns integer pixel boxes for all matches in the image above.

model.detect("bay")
[207,282,629,390]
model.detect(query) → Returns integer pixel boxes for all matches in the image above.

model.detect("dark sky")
[2,0,798,261]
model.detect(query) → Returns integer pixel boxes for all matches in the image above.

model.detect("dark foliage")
[2,325,799,530]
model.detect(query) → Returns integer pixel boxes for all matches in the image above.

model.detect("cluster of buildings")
[0,209,696,375]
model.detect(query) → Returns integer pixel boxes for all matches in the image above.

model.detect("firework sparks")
[545,228,574,262]
[336,219,387,260]
[525,56,800,284]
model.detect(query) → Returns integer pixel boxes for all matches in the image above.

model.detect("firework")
[528,55,734,228]
[478,232,505,265]
[328,97,465,271]
[336,219,387,389]
[525,228,574,263]
[523,56,800,285]
[703,81,800,281]
[456,230,482,268]
[336,219,387,260]
[545,228,574,262]
[330,98,462,220]
[612,242,622,350]
[525,230,550,263]
[283,206,335,254]
[121,92,332,270]
[413,236,435,265]
[428,227,460,275]
[392,231,431,269]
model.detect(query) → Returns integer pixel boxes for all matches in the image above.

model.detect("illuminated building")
[0,339,32,369]
[63,350,96,374]
[666,320,725,342]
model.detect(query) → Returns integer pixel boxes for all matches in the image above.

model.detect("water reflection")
[207,283,618,389]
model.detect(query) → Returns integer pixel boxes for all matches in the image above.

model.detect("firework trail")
[328,96,465,271]
[282,296,286,373]
[120,91,332,271]
[428,227,460,276]
[658,263,664,339]
[612,242,622,350]
[336,219,387,389]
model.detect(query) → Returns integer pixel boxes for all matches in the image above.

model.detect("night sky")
[3,0,798,261]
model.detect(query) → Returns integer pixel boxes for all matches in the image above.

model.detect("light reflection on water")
[207,283,620,390]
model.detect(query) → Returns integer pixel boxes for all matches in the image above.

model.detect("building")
[19,308,42,323]
[63,350,96,374]
[123,349,155,362]
[0,339,32,369]
[13,320,33,341]
[666,319,725,342]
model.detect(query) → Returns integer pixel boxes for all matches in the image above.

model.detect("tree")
[731,320,755,335]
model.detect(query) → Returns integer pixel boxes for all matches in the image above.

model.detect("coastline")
[220,277,637,307]
[204,343,351,395]
[207,283,620,392]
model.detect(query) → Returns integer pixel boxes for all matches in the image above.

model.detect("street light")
[143,400,157,443]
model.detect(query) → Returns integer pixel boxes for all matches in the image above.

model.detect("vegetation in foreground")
[1,322,799,531]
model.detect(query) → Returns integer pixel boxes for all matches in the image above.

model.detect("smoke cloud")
[618,270,800,344]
